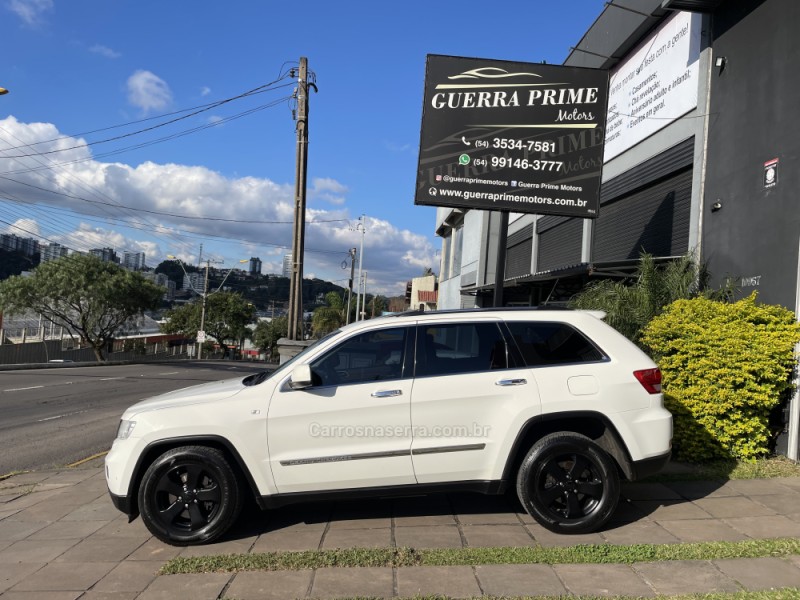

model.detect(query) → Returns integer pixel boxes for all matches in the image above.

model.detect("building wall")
[702,0,800,308]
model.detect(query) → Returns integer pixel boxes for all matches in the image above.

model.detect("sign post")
[415,54,608,304]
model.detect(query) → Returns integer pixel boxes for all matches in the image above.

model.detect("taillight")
[634,368,662,394]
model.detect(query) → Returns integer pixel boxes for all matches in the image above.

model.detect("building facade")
[434,0,800,457]
[249,257,262,277]
[122,251,146,271]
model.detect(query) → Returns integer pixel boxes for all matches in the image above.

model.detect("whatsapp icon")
[458,154,470,166]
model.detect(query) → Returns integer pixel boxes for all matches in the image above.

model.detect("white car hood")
[123,377,246,418]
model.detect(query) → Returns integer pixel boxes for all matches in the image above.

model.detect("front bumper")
[108,491,136,517]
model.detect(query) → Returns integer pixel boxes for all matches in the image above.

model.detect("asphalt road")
[0,360,267,475]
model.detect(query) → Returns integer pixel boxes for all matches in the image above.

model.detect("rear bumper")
[629,450,671,480]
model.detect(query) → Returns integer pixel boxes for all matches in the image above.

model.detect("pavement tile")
[79,593,139,600]
[251,528,325,552]
[774,477,800,490]
[41,470,98,485]
[750,493,800,513]
[0,592,82,599]
[523,522,606,547]
[634,559,740,594]
[476,563,567,596]
[2,472,54,485]
[657,518,748,542]
[631,500,714,520]
[327,514,392,529]
[322,527,392,549]
[0,561,45,593]
[9,561,116,592]
[225,570,313,600]
[724,515,800,538]
[92,560,162,593]
[397,565,482,598]
[311,566,393,599]
[456,511,522,525]
[600,520,680,545]
[0,506,23,520]
[723,478,798,495]
[27,519,107,540]
[135,573,231,600]
[126,538,184,561]
[692,496,778,518]
[0,519,48,541]
[93,516,153,540]
[6,499,80,522]
[555,563,655,597]
[608,499,650,523]
[665,481,739,499]
[391,498,456,527]
[54,535,145,562]
[0,539,77,563]
[621,482,684,501]
[394,524,464,548]
[714,556,800,590]
[179,536,256,557]
[461,524,536,547]
[786,555,800,570]
[61,500,122,522]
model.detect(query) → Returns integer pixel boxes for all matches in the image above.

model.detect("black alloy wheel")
[138,446,242,545]
[516,432,619,534]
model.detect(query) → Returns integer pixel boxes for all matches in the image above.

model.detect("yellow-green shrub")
[641,294,800,462]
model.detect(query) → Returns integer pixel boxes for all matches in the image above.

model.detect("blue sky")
[1,0,606,295]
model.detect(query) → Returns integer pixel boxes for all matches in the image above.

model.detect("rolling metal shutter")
[505,224,533,278]
[538,218,583,272]
[593,168,692,261]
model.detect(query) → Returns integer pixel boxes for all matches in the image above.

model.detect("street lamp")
[352,215,367,321]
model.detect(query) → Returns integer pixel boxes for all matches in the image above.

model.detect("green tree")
[0,254,163,361]
[569,253,714,345]
[251,316,288,361]
[161,291,256,354]
[312,291,345,337]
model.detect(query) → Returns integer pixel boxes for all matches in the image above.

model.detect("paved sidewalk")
[2,460,800,599]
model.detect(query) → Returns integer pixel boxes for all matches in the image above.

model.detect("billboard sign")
[415,54,609,219]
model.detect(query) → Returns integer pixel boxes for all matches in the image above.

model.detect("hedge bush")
[641,294,800,462]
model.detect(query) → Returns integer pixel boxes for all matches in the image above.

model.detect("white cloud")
[126,70,173,114]
[89,44,121,59]
[2,218,40,237]
[7,0,52,26]
[0,117,437,296]
[200,86,211,97]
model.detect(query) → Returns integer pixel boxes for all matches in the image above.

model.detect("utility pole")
[198,260,210,359]
[287,57,311,340]
[346,247,356,325]
[354,215,366,321]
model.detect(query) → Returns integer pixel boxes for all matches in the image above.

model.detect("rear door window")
[505,321,606,366]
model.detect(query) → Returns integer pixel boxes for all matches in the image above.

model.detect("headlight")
[116,419,136,440]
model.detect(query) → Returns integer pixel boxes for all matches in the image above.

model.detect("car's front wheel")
[516,432,619,534]
[138,446,242,545]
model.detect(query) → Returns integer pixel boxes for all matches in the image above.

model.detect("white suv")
[106,308,672,545]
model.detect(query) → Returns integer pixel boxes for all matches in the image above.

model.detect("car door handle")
[371,389,403,398]
[495,378,527,386]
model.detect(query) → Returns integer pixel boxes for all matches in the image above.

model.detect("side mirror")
[289,364,313,389]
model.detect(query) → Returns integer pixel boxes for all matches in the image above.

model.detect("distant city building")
[249,257,262,277]
[89,247,119,264]
[0,233,39,257]
[40,243,69,263]
[143,272,177,301]
[122,251,146,271]
[282,254,292,278]
[182,272,204,294]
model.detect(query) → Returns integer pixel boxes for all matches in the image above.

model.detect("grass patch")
[161,537,800,574]
[274,591,800,600]
[291,592,800,600]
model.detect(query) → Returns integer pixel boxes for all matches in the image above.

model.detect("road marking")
[67,451,108,467]
[37,409,88,423]
[159,371,179,375]
[3,385,44,392]
[99,377,125,381]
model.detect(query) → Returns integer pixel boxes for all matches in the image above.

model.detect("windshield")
[241,329,341,386]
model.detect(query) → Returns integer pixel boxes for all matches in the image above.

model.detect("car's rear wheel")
[516,432,619,534]
[138,446,242,545]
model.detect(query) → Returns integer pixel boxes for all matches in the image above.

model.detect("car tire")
[138,446,242,545]
[516,432,619,534]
